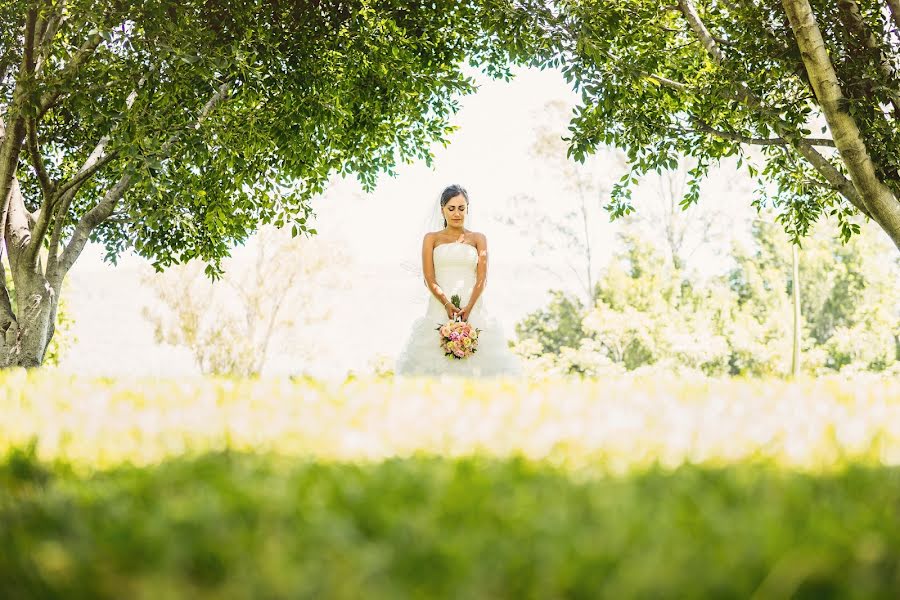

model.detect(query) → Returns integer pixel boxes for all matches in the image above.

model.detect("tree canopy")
[514,0,900,249]
[0,0,540,366]
[0,0,536,277]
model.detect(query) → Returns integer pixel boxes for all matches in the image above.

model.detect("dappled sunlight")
[2,370,898,474]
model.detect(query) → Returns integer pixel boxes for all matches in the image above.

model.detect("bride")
[394,184,523,378]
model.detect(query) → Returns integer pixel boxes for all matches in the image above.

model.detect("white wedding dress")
[394,242,523,378]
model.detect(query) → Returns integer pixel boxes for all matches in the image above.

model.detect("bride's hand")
[458,305,471,321]
[445,303,460,320]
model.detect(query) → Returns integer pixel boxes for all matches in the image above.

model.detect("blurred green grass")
[3,444,900,598]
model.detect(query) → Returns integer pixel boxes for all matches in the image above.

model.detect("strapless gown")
[394,242,523,378]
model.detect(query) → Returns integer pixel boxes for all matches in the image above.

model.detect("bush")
[4,448,900,598]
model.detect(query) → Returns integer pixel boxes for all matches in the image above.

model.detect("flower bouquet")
[436,294,481,359]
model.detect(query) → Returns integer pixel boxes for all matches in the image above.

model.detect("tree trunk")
[1,269,56,368]
[783,0,900,251]
[1,177,59,368]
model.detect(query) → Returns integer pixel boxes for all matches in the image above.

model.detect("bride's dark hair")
[439,184,469,227]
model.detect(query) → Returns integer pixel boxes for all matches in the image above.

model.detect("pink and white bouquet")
[436,294,481,359]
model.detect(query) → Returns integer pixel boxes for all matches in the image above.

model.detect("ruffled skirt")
[394,295,523,378]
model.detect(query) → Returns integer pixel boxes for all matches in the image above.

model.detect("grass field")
[2,371,900,598]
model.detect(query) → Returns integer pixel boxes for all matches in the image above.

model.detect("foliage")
[513,289,585,356]
[1,0,540,276]
[514,223,900,377]
[5,447,900,598]
[507,0,900,248]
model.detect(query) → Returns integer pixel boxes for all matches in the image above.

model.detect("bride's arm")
[464,233,488,312]
[422,233,454,310]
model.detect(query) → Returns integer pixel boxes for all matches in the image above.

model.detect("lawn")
[2,371,899,598]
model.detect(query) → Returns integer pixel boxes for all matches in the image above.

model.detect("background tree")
[498,99,626,305]
[623,159,729,272]
[519,0,900,251]
[0,0,539,368]
[142,225,347,376]
[514,218,900,377]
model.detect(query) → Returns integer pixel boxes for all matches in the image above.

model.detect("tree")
[513,289,585,356]
[519,0,900,251]
[0,0,539,367]
[623,159,729,272]
[141,225,347,376]
[1,254,73,365]
[514,218,899,377]
[499,98,626,305]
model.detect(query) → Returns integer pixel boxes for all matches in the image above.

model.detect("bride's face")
[443,194,467,226]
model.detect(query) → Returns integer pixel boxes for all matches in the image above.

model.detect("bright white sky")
[59,65,766,378]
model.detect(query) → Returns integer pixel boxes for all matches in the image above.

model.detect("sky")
[58,65,769,379]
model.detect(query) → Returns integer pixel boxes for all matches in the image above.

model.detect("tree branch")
[55,146,119,199]
[693,119,835,147]
[886,0,900,32]
[54,67,152,202]
[793,141,872,219]
[22,118,59,268]
[38,31,103,116]
[646,73,688,91]
[55,80,233,280]
[837,0,900,116]
[41,68,156,274]
[0,12,39,264]
[676,0,883,225]
[676,0,725,63]
[35,0,66,75]
[4,178,34,274]
[45,186,75,276]
[0,254,15,333]
[53,171,133,280]
[22,8,38,73]
[26,117,54,197]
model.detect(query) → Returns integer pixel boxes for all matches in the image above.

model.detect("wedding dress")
[394,241,523,378]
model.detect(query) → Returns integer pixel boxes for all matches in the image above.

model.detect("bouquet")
[436,294,481,359]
